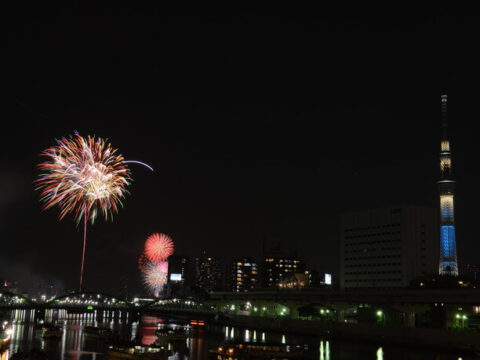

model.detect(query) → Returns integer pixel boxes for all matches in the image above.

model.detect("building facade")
[340,205,439,289]
[227,257,259,292]
[438,94,458,276]
[261,253,306,288]
[466,264,480,281]
[194,252,222,292]
[168,255,189,285]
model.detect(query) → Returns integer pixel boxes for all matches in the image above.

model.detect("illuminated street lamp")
[376,310,384,324]
[455,313,468,329]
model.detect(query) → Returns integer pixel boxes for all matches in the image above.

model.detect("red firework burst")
[145,233,174,262]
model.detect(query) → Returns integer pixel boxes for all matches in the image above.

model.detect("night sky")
[2,5,480,296]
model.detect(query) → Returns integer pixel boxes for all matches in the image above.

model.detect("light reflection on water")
[0,309,477,360]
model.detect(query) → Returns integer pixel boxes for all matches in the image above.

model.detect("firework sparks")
[143,261,168,295]
[145,233,174,262]
[138,253,148,272]
[35,132,142,292]
[35,133,132,225]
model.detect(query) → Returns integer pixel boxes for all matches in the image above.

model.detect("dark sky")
[2,5,480,296]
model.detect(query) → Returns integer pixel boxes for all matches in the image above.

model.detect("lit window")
[441,140,450,152]
[440,156,451,172]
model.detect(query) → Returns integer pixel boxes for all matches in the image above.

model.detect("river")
[0,309,476,359]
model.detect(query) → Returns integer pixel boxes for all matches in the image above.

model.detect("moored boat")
[106,344,171,360]
[41,325,63,339]
[155,328,187,341]
[84,326,113,340]
[209,342,307,358]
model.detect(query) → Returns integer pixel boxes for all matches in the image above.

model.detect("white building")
[340,204,439,289]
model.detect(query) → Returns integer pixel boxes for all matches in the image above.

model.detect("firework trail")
[145,233,174,262]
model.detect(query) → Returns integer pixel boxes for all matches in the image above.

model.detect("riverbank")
[211,314,480,356]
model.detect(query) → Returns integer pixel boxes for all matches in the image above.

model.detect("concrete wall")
[216,314,480,355]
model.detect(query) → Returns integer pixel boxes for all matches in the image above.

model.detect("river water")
[0,309,477,359]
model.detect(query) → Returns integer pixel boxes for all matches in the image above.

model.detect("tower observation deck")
[438,94,458,276]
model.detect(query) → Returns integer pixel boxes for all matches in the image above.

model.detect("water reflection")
[244,329,250,343]
[139,316,159,345]
[319,340,330,360]
[377,347,384,360]
[1,309,478,360]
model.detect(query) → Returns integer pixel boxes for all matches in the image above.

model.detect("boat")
[41,325,63,339]
[209,342,307,358]
[84,326,113,340]
[155,328,187,341]
[106,344,172,360]
[189,319,205,327]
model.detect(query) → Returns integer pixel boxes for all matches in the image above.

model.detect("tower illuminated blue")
[438,94,458,276]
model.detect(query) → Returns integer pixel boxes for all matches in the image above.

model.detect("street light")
[455,313,468,329]
[376,310,384,324]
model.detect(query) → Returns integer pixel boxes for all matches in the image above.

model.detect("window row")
[345,247,401,254]
[345,254,401,261]
[345,270,401,275]
[344,278,403,283]
[344,223,401,232]
[345,239,401,246]
[344,262,401,268]
[345,231,401,239]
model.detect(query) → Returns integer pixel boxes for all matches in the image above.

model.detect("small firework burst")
[144,233,174,262]
[143,261,168,295]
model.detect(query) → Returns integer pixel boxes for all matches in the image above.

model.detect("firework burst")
[35,133,132,225]
[35,132,149,292]
[143,261,168,295]
[145,233,174,262]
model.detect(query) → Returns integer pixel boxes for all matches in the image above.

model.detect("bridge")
[0,291,32,309]
[3,288,480,330]
[208,288,480,329]
[210,288,480,304]
[0,290,215,316]
[146,298,214,312]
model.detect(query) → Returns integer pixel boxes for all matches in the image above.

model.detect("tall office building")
[227,257,259,292]
[261,252,306,288]
[168,255,189,284]
[195,251,223,292]
[438,94,459,276]
[340,205,438,289]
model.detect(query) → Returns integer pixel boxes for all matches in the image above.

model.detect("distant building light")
[325,273,332,285]
[170,273,182,282]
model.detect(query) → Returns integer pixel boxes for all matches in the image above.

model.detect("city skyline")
[2,7,480,294]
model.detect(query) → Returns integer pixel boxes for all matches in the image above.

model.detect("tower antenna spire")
[438,93,458,276]
[441,94,448,140]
